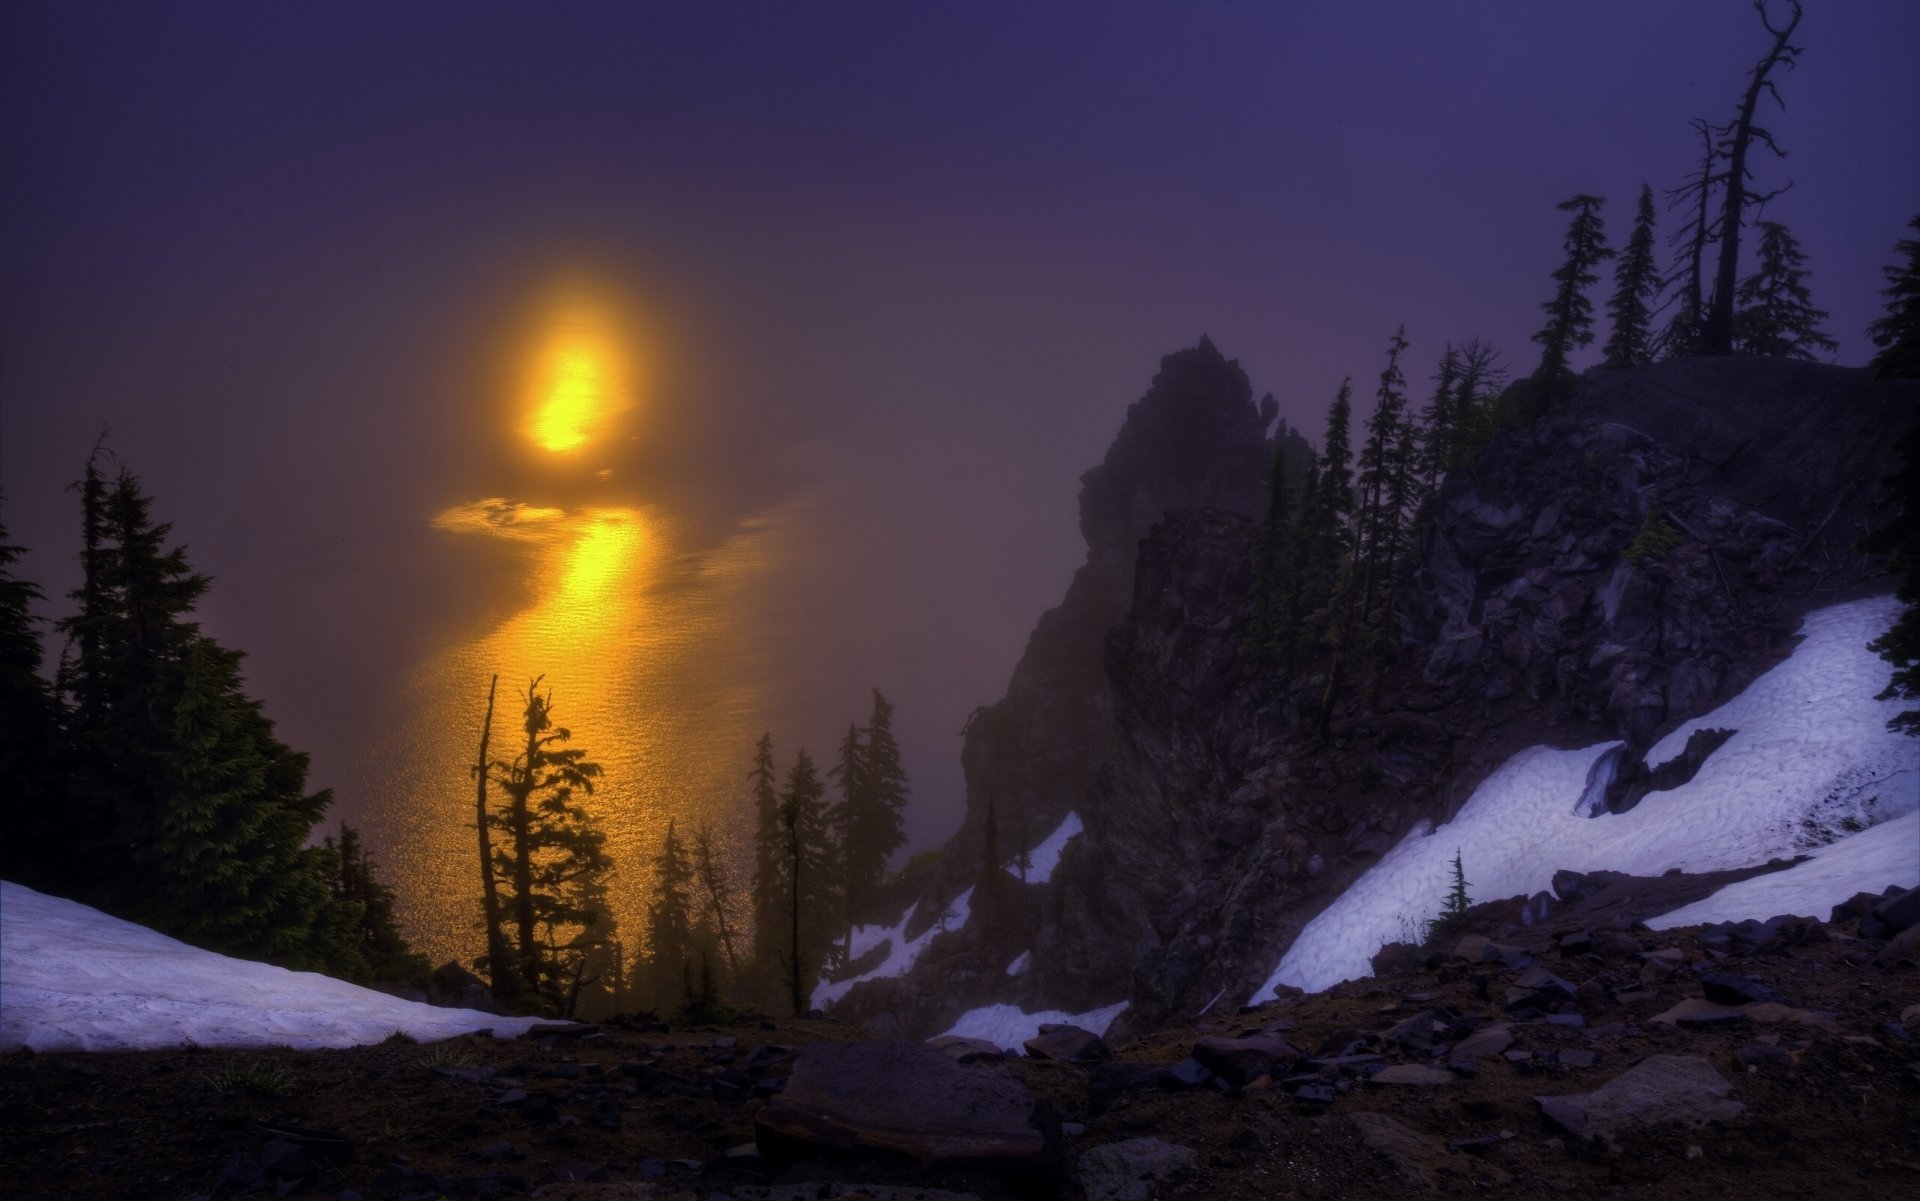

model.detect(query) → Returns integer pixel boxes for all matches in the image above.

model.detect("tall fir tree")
[57,463,342,968]
[747,732,785,975]
[1319,379,1356,551]
[482,678,610,1009]
[643,817,695,1007]
[1416,346,1460,493]
[1868,215,1920,381]
[1354,327,1411,625]
[321,822,430,985]
[1531,194,1613,404]
[1861,215,1920,736]
[1442,340,1507,470]
[776,749,837,1015]
[1604,183,1661,368]
[848,691,909,925]
[0,514,74,895]
[1733,220,1836,359]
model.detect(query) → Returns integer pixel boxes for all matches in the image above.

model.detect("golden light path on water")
[355,286,784,972]
[371,501,781,972]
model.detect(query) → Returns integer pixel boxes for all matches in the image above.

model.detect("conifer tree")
[1862,216,1920,735]
[59,462,341,968]
[1732,220,1836,360]
[322,822,430,985]
[1245,429,1293,667]
[644,817,694,1006]
[1319,379,1356,550]
[0,515,73,895]
[829,690,909,931]
[1605,184,1661,368]
[747,732,785,973]
[1531,195,1612,403]
[1355,327,1411,623]
[1416,346,1460,493]
[1868,216,1920,381]
[777,749,836,1015]
[482,678,610,1007]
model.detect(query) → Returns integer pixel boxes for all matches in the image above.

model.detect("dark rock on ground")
[754,1041,1054,1173]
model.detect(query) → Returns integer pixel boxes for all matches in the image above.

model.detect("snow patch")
[0,882,553,1052]
[811,887,973,1010]
[1252,597,1919,998]
[1646,809,1920,929]
[1005,950,1031,977]
[1007,811,1083,884]
[939,998,1129,1052]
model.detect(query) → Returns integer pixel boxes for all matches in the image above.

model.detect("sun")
[524,295,632,454]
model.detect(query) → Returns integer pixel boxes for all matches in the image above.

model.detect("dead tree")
[1701,0,1803,355]
[471,674,516,1004]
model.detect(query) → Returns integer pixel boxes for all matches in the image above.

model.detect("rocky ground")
[4,888,1917,1201]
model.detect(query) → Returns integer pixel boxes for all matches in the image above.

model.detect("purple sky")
[4,2,1918,854]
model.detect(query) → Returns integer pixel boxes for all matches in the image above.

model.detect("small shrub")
[202,1062,294,1098]
[1626,507,1682,564]
[418,1043,477,1070]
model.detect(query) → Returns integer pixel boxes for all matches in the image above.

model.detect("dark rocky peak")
[1077,337,1273,595]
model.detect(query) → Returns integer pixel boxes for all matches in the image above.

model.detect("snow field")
[1647,809,1919,929]
[1253,597,1919,998]
[1006,811,1083,884]
[811,887,974,1010]
[0,882,553,1052]
[939,998,1130,1052]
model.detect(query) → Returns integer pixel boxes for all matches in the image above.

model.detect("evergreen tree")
[1864,423,1920,737]
[1445,850,1471,916]
[1734,220,1836,359]
[826,690,910,935]
[58,463,340,968]
[1531,194,1613,403]
[1868,216,1920,380]
[0,514,73,895]
[1416,346,1460,493]
[1244,427,1293,667]
[322,821,430,985]
[643,817,694,1007]
[1355,327,1412,624]
[1319,379,1356,550]
[777,749,836,1015]
[482,677,610,1008]
[747,732,785,974]
[1604,184,1661,368]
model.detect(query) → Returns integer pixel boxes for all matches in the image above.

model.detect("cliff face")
[828,353,1916,1041]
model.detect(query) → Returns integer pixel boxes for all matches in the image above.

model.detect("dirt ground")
[3,915,1917,1201]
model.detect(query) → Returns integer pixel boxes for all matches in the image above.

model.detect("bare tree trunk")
[473,675,514,1004]
[787,813,804,1016]
[1703,1,1802,354]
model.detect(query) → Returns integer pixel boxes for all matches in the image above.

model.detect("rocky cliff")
[827,349,1916,1042]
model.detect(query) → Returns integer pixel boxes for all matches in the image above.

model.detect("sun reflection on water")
[354,286,780,973]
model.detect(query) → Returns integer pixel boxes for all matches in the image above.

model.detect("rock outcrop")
[824,350,1916,1044]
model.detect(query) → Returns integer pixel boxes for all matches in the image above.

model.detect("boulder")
[1075,1137,1196,1201]
[1190,1032,1302,1086]
[1535,1054,1745,1142]
[754,1041,1053,1172]
[1024,1023,1110,1063]
[928,1035,1005,1064]
[1370,1065,1455,1086]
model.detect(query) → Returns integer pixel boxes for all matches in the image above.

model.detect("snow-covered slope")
[811,887,974,1011]
[0,882,553,1051]
[1255,597,1919,998]
[939,998,1130,1052]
